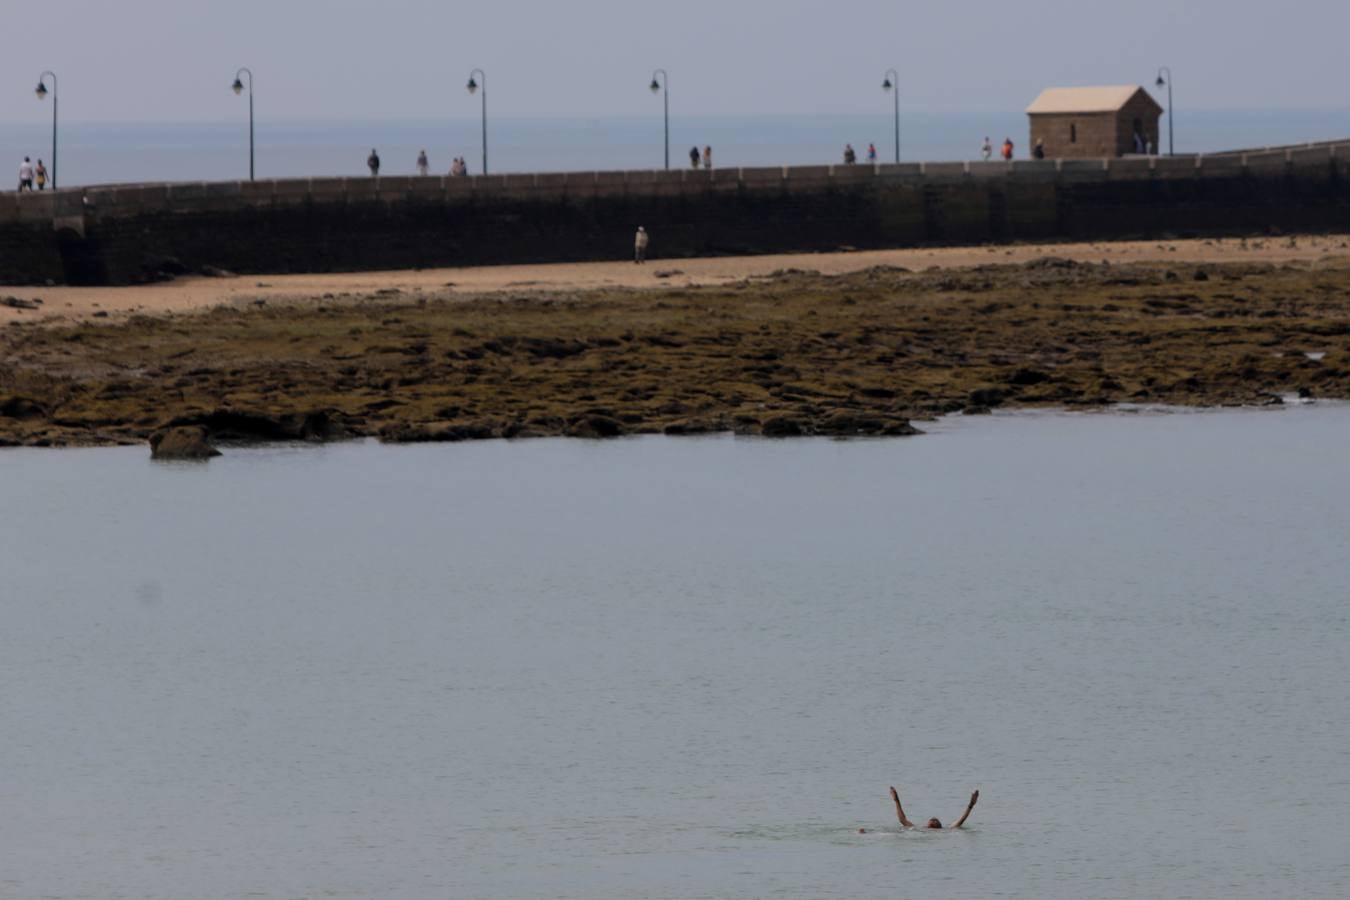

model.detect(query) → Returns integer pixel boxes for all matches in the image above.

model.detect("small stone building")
[1025,86,1163,158]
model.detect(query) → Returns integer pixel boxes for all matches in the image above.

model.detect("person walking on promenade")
[689,146,701,169]
[843,143,857,165]
[416,149,429,176]
[1000,137,1014,161]
[634,225,649,264]
[35,159,48,190]
[367,148,381,177]
[866,142,878,163]
[18,157,34,192]
[1033,138,1045,160]
[702,146,712,169]
[981,136,993,161]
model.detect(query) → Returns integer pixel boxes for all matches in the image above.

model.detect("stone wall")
[1031,112,1118,159]
[1,141,1347,286]
[1117,93,1163,155]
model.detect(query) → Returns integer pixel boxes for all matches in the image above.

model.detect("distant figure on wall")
[866,143,878,163]
[689,146,701,169]
[367,149,381,177]
[1001,137,1014,161]
[417,149,429,176]
[843,144,857,165]
[702,146,712,169]
[17,156,34,192]
[1033,139,1045,160]
[634,225,649,264]
[981,136,992,161]
[35,160,48,190]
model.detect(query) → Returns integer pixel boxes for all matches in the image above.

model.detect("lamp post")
[231,67,254,180]
[1155,66,1173,156]
[35,71,57,189]
[649,69,669,170]
[467,69,487,175]
[882,68,900,163]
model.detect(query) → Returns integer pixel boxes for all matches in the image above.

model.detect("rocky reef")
[2,259,1348,449]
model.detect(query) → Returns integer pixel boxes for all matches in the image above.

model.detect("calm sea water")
[3,406,1350,899]
[4,109,1350,186]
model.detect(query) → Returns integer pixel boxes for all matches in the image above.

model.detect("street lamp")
[1155,67,1174,156]
[35,71,57,189]
[650,69,669,170]
[467,69,487,175]
[232,67,254,180]
[882,68,900,163]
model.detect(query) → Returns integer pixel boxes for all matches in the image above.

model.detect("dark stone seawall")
[2,145,1347,286]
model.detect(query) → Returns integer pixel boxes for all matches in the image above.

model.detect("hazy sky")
[3,0,1347,125]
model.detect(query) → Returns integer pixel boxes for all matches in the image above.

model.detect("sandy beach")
[4,233,1349,326]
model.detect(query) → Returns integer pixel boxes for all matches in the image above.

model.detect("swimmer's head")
[926,818,942,829]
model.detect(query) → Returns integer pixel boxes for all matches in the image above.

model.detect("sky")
[2,0,1347,126]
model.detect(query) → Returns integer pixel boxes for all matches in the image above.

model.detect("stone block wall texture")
[0,142,1346,285]
[1030,96,1161,159]
[1032,113,1118,159]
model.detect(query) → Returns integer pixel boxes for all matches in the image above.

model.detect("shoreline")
[3,233,1348,327]
[7,400,1346,455]
[3,247,1349,450]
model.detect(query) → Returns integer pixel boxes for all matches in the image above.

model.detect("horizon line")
[6,104,1350,129]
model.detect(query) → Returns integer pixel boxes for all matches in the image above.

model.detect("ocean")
[3,405,1349,898]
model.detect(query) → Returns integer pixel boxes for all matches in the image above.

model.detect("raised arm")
[951,789,979,828]
[889,786,914,828]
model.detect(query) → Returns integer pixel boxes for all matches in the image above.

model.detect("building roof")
[1025,86,1163,115]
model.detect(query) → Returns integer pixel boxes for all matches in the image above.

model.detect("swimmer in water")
[889,785,979,830]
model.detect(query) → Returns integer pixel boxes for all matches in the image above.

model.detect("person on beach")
[367,148,381,177]
[702,146,712,169]
[689,146,701,169]
[634,225,649,264]
[867,143,878,163]
[35,159,48,190]
[1033,138,1045,160]
[18,157,35,192]
[981,136,993,161]
[843,144,857,165]
[416,149,429,176]
[890,786,979,830]
[1001,137,1014,161]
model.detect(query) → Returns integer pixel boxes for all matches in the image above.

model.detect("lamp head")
[467,77,478,94]
[882,78,893,91]
[1155,75,1166,88]
[650,78,660,94]
[35,81,48,100]
[232,78,244,95]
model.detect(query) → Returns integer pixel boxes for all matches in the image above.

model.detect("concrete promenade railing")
[2,138,1346,285]
[4,139,1347,228]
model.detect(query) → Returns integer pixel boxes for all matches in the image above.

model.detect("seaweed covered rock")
[150,426,221,459]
